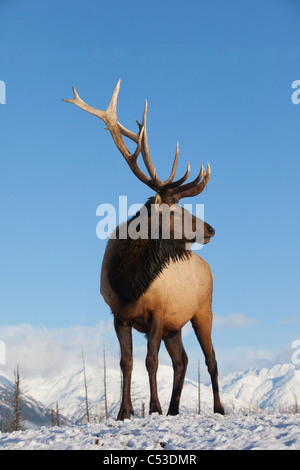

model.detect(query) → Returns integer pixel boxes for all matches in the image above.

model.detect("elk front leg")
[114,317,134,420]
[146,316,163,415]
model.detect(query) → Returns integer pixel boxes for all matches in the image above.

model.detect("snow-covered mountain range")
[0,362,299,429]
[0,374,71,430]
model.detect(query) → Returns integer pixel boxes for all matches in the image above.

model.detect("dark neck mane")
[107,202,191,303]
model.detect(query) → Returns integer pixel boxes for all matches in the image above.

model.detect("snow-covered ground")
[1,412,300,450]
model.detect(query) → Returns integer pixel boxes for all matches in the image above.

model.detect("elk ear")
[154,193,162,211]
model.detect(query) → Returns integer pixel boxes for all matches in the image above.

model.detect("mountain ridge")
[1,362,299,428]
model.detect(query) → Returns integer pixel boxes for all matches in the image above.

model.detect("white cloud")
[213,313,256,330]
[214,346,276,377]
[279,315,299,325]
[0,321,118,380]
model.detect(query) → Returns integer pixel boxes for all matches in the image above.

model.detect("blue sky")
[1,0,300,380]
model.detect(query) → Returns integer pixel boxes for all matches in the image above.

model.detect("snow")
[1,412,300,450]
[1,362,300,449]
[220,363,300,413]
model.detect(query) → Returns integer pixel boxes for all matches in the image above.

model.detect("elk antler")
[63,79,210,201]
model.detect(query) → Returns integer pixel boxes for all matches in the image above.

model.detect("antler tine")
[63,80,155,187]
[63,86,106,120]
[139,100,156,177]
[163,161,191,191]
[135,108,181,188]
[162,142,179,185]
[63,80,129,159]
[169,162,211,200]
[105,77,121,118]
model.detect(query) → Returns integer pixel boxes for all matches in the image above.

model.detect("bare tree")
[103,344,108,419]
[82,350,90,423]
[197,360,201,414]
[293,393,299,414]
[56,401,60,427]
[51,409,56,427]
[12,364,21,431]
[4,407,8,432]
[0,407,8,433]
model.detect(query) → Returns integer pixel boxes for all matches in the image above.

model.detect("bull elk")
[63,80,224,419]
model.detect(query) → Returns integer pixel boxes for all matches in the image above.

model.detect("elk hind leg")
[164,330,188,416]
[191,310,224,415]
[114,317,134,420]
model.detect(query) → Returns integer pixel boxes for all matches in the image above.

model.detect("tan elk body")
[63,80,224,419]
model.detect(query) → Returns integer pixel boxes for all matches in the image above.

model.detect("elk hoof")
[214,404,225,415]
[117,406,134,421]
[167,407,179,416]
[149,400,163,415]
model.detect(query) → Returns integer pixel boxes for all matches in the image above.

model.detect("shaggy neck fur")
[107,200,192,303]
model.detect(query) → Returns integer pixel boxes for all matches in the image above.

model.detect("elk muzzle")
[203,222,215,244]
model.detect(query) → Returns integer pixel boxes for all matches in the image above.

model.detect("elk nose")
[206,224,215,236]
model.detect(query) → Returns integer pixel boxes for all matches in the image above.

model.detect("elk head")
[63,79,214,246]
